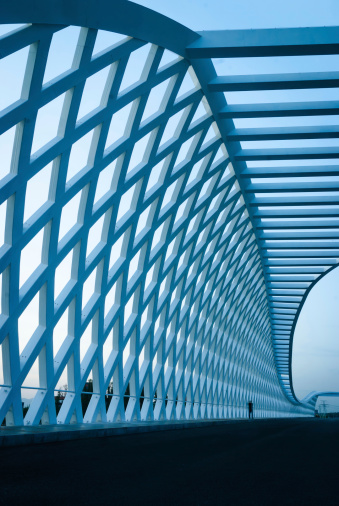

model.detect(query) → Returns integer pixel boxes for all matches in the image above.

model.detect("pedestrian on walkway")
[248,400,253,419]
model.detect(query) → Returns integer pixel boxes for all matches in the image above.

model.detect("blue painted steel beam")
[227,126,339,141]
[241,166,339,178]
[235,147,339,161]
[255,220,339,229]
[219,101,339,118]
[245,181,339,192]
[186,27,339,58]
[209,73,339,92]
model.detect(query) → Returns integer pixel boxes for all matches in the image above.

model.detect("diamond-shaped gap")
[144,263,156,294]
[58,189,82,242]
[127,248,143,285]
[176,67,199,101]
[184,153,211,193]
[126,130,154,177]
[212,203,233,233]
[92,29,128,57]
[116,181,141,226]
[31,93,65,155]
[108,228,130,273]
[138,344,146,371]
[141,77,173,124]
[24,162,53,223]
[0,45,29,112]
[173,132,200,170]
[144,155,170,199]
[195,174,218,208]
[77,64,113,121]
[80,319,93,363]
[159,176,184,215]
[93,158,120,205]
[82,266,98,310]
[189,97,211,127]
[54,247,74,300]
[103,328,114,368]
[21,354,40,395]
[158,48,181,71]
[43,26,82,84]
[19,227,44,288]
[150,220,168,256]
[140,300,153,335]
[200,122,221,151]
[0,125,17,181]
[164,233,181,266]
[105,102,134,151]
[172,196,194,230]
[86,214,105,258]
[53,305,69,358]
[119,43,153,93]
[18,291,39,354]
[124,289,139,329]
[134,201,156,244]
[205,187,227,221]
[66,128,96,181]
[123,338,131,369]
[158,107,188,148]
[212,144,229,172]
[104,279,119,319]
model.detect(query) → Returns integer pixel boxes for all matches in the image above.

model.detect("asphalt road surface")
[1,418,339,505]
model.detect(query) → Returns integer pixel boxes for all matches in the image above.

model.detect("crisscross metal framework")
[0,0,332,426]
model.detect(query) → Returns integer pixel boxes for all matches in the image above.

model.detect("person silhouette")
[248,401,253,419]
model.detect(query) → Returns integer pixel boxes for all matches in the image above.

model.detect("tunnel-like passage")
[2,0,337,427]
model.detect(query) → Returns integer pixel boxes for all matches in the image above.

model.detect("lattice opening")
[19,227,44,288]
[31,93,66,154]
[0,126,17,180]
[24,162,53,223]
[92,29,128,58]
[119,43,153,92]
[0,46,29,111]
[43,26,82,84]
[77,64,112,121]
[18,291,40,355]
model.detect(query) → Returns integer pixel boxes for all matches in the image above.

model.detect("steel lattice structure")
[1,0,334,426]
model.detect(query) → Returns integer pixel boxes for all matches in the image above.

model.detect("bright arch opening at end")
[292,266,339,405]
[1,0,338,427]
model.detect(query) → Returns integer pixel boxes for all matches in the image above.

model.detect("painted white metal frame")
[0,0,319,426]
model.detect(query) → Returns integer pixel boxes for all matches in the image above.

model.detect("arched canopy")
[0,0,337,426]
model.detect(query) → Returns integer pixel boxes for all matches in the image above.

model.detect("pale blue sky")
[134,0,339,30]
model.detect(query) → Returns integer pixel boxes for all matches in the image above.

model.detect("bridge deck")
[0,417,338,505]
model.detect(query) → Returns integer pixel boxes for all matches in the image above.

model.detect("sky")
[0,0,338,411]
[133,0,339,30]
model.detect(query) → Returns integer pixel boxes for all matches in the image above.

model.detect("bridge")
[0,0,338,429]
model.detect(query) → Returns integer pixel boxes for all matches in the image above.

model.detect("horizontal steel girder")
[209,73,339,92]
[186,27,339,58]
